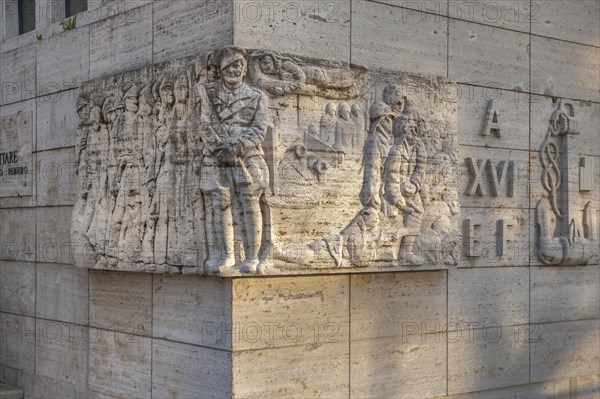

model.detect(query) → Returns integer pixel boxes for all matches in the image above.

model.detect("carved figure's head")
[382,84,404,114]
[102,95,124,125]
[396,100,421,144]
[338,103,351,120]
[89,93,106,125]
[157,74,175,107]
[307,124,319,136]
[369,101,394,134]
[443,190,460,215]
[76,94,91,124]
[259,53,282,75]
[351,103,362,117]
[175,73,189,104]
[325,103,337,117]
[122,83,139,113]
[216,46,248,89]
[138,83,156,117]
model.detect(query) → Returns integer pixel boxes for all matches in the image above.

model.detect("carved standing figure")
[334,102,355,151]
[383,101,428,264]
[351,103,366,151]
[197,46,270,274]
[151,72,176,266]
[319,103,337,145]
[359,100,394,210]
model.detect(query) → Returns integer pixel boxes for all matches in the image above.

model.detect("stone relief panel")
[534,100,598,266]
[72,46,462,276]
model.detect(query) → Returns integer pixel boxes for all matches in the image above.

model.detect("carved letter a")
[481,100,501,138]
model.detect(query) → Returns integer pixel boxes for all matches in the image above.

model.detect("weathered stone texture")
[36,263,88,324]
[152,275,231,349]
[0,262,35,317]
[449,21,529,91]
[352,0,447,76]
[89,270,152,336]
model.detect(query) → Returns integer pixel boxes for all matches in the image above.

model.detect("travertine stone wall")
[1,0,599,398]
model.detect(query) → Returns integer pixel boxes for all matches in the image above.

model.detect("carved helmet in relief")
[215,45,248,72]
[382,83,405,114]
[368,100,393,121]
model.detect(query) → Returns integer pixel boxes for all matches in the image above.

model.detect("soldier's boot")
[205,198,235,274]
[239,198,262,274]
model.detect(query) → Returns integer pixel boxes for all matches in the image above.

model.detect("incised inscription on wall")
[0,112,33,198]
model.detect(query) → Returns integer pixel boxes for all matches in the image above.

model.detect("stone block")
[36,206,73,264]
[456,84,529,151]
[152,339,232,399]
[0,43,36,105]
[0,261,35,317]
[0,208,36,262]
[89,4,153,79]
[448,325,529,394]
[232,275,349,351]
[0,313,35,373]
[153,0,233,64]
[33,375,87,399]
[532,0,600,47]
[36,26,90,96]
[153,275,231,349]
[352,0,447,76]
[459,207,530,267]
[448,267,529,328]
[351,335,446,398]
[459,146,530,209]
[88,328,152,398]
[449,20,529,91]
[531,266,600,323]
[441,380,556,399]
[36,89,79,151]
[36,263,88,324]
[0,366,34,399]
[90,270,152,336]
[531,37,599,102]
[449,0,530,32]
[36,148,77,206]
[234,0,351,63]
[232,342,349,398]
[351,271,446,341]
[35,321,88,391]
[531,319,600,383]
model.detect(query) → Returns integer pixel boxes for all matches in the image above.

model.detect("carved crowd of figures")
[73,45,461,274]
[73,46,273,274]
[334,83,462,267]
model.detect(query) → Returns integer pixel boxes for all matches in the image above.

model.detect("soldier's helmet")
[216,45,247,71]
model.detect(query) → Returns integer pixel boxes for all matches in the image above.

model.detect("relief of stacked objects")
[72,45,462,275]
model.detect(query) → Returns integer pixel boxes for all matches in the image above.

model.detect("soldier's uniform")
[198,81,269,195]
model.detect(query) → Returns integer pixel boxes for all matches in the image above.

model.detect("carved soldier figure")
[351,103,366,151]
[382,83,405,115]
[359,100,394,210]
[383,101,428,264]
[197,46,269,274]
[334,102,355,151]
[319,103,337,145]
